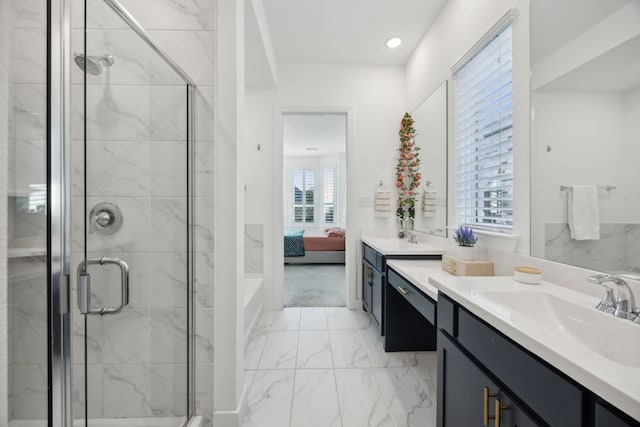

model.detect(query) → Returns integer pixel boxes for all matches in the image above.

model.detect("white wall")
[404,0,531,255]
[272,64,406,308]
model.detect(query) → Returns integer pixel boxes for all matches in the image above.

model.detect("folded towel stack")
[423,190,436,218]
[375,190,391,217]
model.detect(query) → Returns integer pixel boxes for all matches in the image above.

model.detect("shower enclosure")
[4,0,198,425]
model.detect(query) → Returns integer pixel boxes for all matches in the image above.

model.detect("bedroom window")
[323,168,335,224]
[454,21,513,232]
[293,169,315,223]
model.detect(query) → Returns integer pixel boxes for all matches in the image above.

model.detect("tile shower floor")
[243,307,437,427]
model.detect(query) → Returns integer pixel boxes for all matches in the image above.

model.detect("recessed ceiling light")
[386,37,402,48]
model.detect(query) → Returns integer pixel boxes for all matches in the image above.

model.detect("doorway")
[281,113,347,307]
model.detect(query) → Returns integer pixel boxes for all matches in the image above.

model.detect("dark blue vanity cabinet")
[437,292,640,427]
[361,242,440,336]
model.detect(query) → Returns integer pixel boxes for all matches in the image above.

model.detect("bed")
[284,229,345,264]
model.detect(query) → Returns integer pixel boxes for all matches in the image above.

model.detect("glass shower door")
[74,0,192,424]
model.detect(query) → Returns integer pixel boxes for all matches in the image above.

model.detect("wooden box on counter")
[442,254,493,276]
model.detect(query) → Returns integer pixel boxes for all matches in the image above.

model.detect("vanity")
[386,260,640,426]
[360,235,444,336]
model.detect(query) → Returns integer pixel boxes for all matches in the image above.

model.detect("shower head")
[74,53,115,76]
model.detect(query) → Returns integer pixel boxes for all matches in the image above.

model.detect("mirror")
[412,81,448,237]
[530,0,640,274]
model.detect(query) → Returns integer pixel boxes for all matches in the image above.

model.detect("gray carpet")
[284,264,346,307]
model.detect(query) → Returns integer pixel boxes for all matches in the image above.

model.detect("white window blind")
[293,169,315,223]
[323,168,335,224]
[454,23,513,232]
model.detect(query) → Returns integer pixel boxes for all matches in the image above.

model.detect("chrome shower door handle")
[77,256,130,315]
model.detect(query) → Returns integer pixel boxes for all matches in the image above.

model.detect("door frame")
[48,0,73,426]
[273,107,357,309]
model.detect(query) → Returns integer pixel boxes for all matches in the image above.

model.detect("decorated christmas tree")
[395,112,421,221]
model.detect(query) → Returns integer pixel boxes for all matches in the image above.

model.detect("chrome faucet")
[587,274,639,323]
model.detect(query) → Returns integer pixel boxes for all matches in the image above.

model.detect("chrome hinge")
[78,273,91,315]
[61,274,71,314]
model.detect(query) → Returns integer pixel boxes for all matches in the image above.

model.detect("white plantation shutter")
[293,169,315,223]
[454,23,513,232]
[323,168,335,224]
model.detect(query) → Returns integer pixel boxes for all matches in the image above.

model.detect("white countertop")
[361,234,445,256]
[431,275,640,422]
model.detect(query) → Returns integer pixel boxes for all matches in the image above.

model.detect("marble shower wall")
[6,0,49,421]
[69,0,216,423]
[245,224,264,275]
[545,223,640,272]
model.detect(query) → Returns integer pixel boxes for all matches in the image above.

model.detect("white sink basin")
[480,290,640,367]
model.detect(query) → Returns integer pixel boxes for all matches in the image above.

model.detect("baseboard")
[213,383,249,427]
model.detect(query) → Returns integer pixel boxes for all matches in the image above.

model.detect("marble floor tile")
[326,307,359,330]
[297,331,333,369]
[373,367,436,427]
[244,370,295,427]
[300,307,328,330]
[290,369,342,427]
[262,307,301,331]
[257,331,299,370]
[334,368,396,427]
[404,352,438,397]
[330,329,370,368]
[359,327,408,368]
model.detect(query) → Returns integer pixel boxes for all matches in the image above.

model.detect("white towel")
[568,185,600,241]
[375,190,391,217]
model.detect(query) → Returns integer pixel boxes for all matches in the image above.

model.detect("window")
[323,168,335,223]
[454,22,513,232]
[293,169,315,223]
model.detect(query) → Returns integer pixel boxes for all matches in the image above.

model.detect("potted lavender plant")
[453,226,478,260]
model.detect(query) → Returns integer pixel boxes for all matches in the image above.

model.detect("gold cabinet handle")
[483,387,497,426]
[398,287,410,295]
[494,398,509,427]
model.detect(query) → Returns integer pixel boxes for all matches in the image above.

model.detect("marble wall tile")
[195,197,215,253]
[73,0,215,31]
[244,370,295,427]
[85,141,151,197]
[195,363,214,424]
[257,331,299,370]
[245,224,264,248]
[290,369,342,427]
[72,363,104,419]
[8,257,47,309]
[10,364,48,419]
[194,86,215,142]
[11,28,46,84]
[12,0,46,29]
[150,86,188,141]
[149,197,188,253]
[149,309,188,364]
[103,363,188,418]
[148,31,216,86]
[13,84,46,140]
[296,331,333,369]
[150,142,188,197]
[373,367,435,427]
[329,330,370,369]
[10,139,46,195]
[334,368,394,427]
[11,308,47,364]
[195,141,215,197]
[195,252,214,308]
[195,308,214,363]
[146,253,188,308]
[245,223,264,274]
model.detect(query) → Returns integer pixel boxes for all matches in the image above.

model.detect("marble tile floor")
[243,307,437,427]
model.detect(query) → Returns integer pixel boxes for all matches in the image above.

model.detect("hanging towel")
[422,189,437,217]
[375,190,391,217]
[568,185,600,241]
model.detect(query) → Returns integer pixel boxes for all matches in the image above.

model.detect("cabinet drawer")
[457,309,584,427]
[437,292,457,337]
[363,244,384,272]
[388,269,436,324]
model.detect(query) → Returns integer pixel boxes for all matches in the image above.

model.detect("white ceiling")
[262,0,447,66]
[283,113,347,157]
[530,0,631,63]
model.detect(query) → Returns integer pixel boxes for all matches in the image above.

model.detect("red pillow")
[327,229,345,238]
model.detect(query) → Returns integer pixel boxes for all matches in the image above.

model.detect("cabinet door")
[437,331,541,427]
[371,266,383,329]
[594,402,640,427]
[362,261,372,312]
